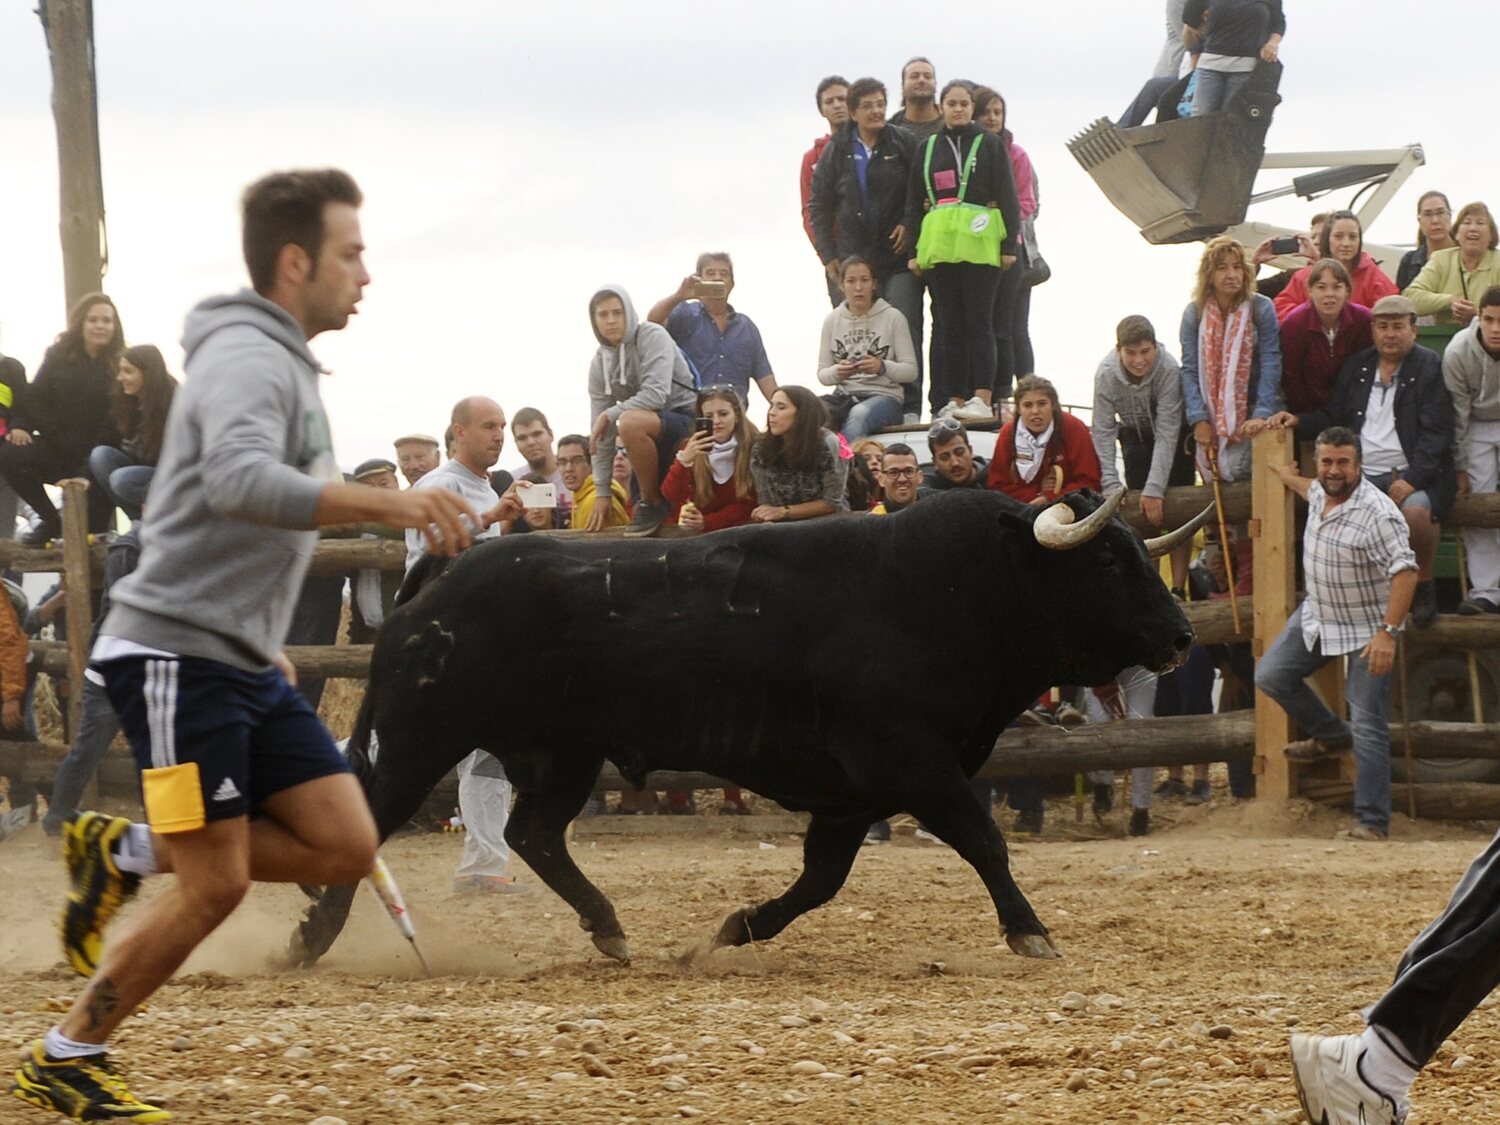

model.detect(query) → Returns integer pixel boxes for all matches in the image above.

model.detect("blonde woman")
[661,385,759,533]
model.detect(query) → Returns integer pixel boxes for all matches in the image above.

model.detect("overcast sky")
[0,1,1486,472]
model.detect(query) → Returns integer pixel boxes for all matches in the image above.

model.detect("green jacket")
[1404,247,1500,324]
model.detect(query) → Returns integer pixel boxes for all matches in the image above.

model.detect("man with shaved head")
[403,396,510,570]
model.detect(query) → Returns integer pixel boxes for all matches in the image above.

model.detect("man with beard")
[1256,427,1417,843]
[888,55,940,139]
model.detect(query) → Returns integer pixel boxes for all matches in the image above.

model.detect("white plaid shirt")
[1300,477,1417,655]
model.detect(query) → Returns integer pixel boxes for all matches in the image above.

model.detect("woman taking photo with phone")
[1273,210,1398,322]
[905,79,1021,424]
[816,256,917,441]
[88,343,178,521]
[749,386,848,523]
[662,385,759,533]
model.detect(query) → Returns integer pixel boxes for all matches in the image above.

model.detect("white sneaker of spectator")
[1290,1032,1408,1124]
[934,401,962,421]
[953,396,995,423]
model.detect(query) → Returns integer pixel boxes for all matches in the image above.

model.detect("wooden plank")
[1252,429,1297,798]
[59,480,91,744]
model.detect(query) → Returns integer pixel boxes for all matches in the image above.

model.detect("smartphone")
[519,482,556,508]
[692,280,728,300]
[694,416,714,436]
[1269,236,1302,255]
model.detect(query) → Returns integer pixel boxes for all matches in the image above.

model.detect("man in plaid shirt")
[1255,425,1417,843]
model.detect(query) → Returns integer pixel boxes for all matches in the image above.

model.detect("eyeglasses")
[882,467,919,479]
[1419,208,1451,219]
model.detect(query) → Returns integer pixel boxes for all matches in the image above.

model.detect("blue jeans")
[1191,68,1251,116]
[43,676,121,833]
[1255,604,1393,831]
[840,395,904,442]
[88,446,155,521]
[882,270,924,416]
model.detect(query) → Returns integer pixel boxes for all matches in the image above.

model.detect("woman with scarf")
[1273,210,1398,322]
[1180,236,1282,593]
[662,385,759,533]
[987,375,1101,503]
[904,79,1021,424]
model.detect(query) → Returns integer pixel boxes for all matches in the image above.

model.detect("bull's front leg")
[906,775,1060,959]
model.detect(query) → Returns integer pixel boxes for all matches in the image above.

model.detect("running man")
[11,169,492,1122]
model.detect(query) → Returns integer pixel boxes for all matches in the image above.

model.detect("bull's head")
[1032,489,1215,560]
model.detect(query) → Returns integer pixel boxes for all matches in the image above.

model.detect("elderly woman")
[1405,201,1500,326]
[1274,210,1398,322]
[1278,259,1374,415]
[1397,191,1457,291]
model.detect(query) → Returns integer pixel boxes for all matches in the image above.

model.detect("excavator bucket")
[1069,63,1282,244]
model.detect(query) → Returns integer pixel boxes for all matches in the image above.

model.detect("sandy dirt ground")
[3,791,1500,1124]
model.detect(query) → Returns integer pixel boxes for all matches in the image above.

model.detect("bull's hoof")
[282,929,314,971]
[710,906,757,952]
[590,932,631,965]
[1007,931,1061,960]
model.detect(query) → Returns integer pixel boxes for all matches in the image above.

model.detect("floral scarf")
[1196,298,1254,478]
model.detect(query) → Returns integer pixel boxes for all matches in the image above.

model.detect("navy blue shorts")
[99,654,349,832]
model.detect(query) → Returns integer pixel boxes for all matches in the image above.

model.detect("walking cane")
[1204,442,1242,635]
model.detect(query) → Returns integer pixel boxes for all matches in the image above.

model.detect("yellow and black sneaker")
[11,1039,171,1121]
[60,813,141,978]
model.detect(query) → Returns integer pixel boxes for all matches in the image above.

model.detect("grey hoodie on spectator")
[1443,325,1500,473]
[102,290,338,671]
[587,285,697,491]
[1091,345,1184,499]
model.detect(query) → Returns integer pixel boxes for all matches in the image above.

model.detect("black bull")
[292,489,1196,967]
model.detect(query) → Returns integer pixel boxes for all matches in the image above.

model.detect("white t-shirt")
[404,460,500,572]
[1361,372,1405,475]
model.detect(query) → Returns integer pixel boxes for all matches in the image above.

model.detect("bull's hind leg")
[505,759,631,964]
[711,813,869,951]
[906,775,1059,959]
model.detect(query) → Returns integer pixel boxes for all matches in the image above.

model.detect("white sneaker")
[912,827,947,846]
[902,412,920,425]
[1290,1033,1407,1124]
[953,396,994,423]
[934,401,961,420]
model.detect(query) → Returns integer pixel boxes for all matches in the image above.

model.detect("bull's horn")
[1033,489,1125,550]
[1143,503,1217,559]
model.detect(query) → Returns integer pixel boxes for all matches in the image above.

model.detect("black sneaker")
[20,520,61,548]
[1411,579,1438,627]
[1457,596,1500,616]
[1183,780,1212,806]
[862,819,891,845]
[11,1038,171,1121]
[1013,807,1043,836]
[1128,808,1151,837]
[623,498,670,539]
[1154,778,1189,798]
[1092,782,1114,817]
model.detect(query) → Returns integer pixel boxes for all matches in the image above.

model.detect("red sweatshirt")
[662,458,757,531]
[987,412,1102,503]
[800,135,831,251]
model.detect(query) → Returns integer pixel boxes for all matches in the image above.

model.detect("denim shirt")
[1179,293,1284,427]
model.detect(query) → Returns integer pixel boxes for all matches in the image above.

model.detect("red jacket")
[987,412,1102,503]
[1273,252,1397,323]
[662,458,757,531]
[800,135,831,251]
[1278,299,1374,414]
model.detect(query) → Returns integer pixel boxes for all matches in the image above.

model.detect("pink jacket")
[1008,139,1037,221]
[800,135,832,250]
[1274,252,1397,323]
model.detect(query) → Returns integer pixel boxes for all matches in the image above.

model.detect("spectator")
[1181,236,1279,484]
[748,386,848,523]
[1274,210,1399,323]
[974,87,1038,403]
[1272,295,1454,627]
[42,525,141,835]
[1152,557,1220,803]
[1444,286,1500,615]
[1397,191,1457,291]
[1156,0,1191,79]
[889,55,941,139]
[557,432,628,531]
[509,407,572,525]
[871,442,921,514]
[845,452,882,511]
[588,285,697,537]
[801,74,850,305]
[817,256,917,441]
[851,437,886,482]
[512,471,559,532]
[1251,216,1322,302]
[0,344,27,541]
[404,396,517,570]
[1088,669,1161,836]
[0,292,124,544]
[809,76,924,419]
[87,344,178,522]
[393,432,440,486]
[920,417,988,493]
[648,252,779,408]
[1092,315,1192,590]
[1278,259,1375,415]
[989,375,1102,504]
[612,447,633,492]
[1259,426,1417,841]
[348,458,404,643]
[1405,201,1500,327]
[906,80,1021,424]
[662,385,759,534]
[1182,0,1284,117]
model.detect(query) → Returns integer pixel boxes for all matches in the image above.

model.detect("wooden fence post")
[1252,429,1297,798]
[59,480,92,746]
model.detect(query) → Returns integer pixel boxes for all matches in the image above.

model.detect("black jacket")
[0,356,26,436]
[809,121,918,281]
[1296,344,1456,518]
[15,344,115,469]
[904,123,1021,259]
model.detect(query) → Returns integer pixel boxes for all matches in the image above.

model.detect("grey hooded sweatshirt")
[816,298,917,403]
[1090,344,1184,499]
[101,289,338,671]
[587,285,696,491]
